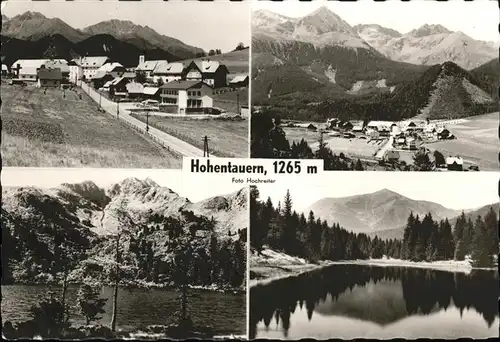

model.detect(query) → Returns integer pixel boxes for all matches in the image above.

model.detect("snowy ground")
[251,249,498,287]
[250,248,333,287]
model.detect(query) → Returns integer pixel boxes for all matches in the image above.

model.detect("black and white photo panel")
[1,167,248,340]
[1,0,250,168]
[249,171,499,339]
[250,0,498,172]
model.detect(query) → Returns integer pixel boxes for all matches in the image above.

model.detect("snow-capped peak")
[408,24,453,37]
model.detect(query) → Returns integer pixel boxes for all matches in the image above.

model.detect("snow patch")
[350,80,364,92]
[324,65,336,84]
[376,79,387,88]
[389,86,396,93]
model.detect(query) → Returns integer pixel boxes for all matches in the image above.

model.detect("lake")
[250,265,499,339]
[1,285,245,336]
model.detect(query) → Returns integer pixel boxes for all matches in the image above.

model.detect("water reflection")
[250,265,499,339]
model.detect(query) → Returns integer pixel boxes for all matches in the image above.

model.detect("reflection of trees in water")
[249,265,499,339]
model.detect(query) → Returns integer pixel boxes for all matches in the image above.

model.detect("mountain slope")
[304,189,461,234]
[82,19,204,59]
[313,61,495,121]
[252,8,428,104]
[470,58,499,100]
[1,11,204,65]
[369,202,500,240]
[1,33,181,67]
[1,11,87,43]
[1,179,247,286]
[356,23,498,70]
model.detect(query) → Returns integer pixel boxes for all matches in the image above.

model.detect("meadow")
[1,85,181,168]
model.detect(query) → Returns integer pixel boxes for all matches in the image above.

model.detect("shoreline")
[1,280,245,295]
[250,250,498,287]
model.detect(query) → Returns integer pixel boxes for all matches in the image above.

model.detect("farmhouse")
[37,67,62,88]
[159,80,214,114]
[446,156,463,171]
[99,62,126,78]
[11,59,66,82]
[184,60,229,88]
[126,82,145,99]
[367,121,395,132]
[351,120,364,132]
[143,87,161,101]
[108,77,130,97]
[229,74,249,88]
[437,128,450,140]
[77,57,110,80]
[92,71,114,89]
[122,72,136,81]
[152,61,185,84]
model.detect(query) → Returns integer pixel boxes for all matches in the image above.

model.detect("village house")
[183,60,229,88]
[351,120,364,132]
[122,72,136,81]
[126,82,145,100]
[366,121,396,133]
[108,77,130,98]
[11,59,66,82]
[92,73,114,89]
[37,67,62,88]
[136,55,165,79]
[143,87,161,101]
[437,128,451,140]
[44,60,70,82]
[446,156,463,171]
[228,74,249,88]
[76,56,110,80]
[92,62,126,89]
[159,80,214,114]
[68,60,83,84]
[152,61,184,84]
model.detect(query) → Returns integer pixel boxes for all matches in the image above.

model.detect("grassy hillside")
[181,48,249,75]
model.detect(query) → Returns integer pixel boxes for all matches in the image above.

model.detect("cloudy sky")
[253,0,499,43]
[2,0,250,52]
[1,167,243,203]
[257,171,500,212]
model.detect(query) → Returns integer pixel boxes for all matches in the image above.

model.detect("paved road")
[80,82,206,157]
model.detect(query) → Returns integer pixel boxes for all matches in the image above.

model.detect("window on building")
[197,91,201,96]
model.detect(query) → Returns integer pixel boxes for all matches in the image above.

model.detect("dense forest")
[2,207,247,289]
[253,61,496,122]
[2,204,246,339]
[251,187,499,268]
[250,187,401,262]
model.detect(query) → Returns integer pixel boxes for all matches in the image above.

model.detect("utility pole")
[236,91,240,115]
[146,108,150,133]
[99,91,102,110]
[202,135,210,157]
[117,100,119,119]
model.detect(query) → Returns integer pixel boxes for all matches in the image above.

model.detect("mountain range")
[354,23,498,70]
[1,178,247,286]
[1,11,205,67]
[304,188,499,239]
[251,7,497,121]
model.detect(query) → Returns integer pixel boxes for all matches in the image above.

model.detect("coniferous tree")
[483,207,499,258]
[471,215,491,267]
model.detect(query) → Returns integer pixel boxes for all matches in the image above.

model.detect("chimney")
[139,55,145,66]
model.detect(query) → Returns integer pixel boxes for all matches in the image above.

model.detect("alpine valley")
[1,178,248,290]
[252,7,499,122]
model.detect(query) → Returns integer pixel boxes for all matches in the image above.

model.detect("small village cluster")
[3,55,249,115]
[290,117,470,171]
